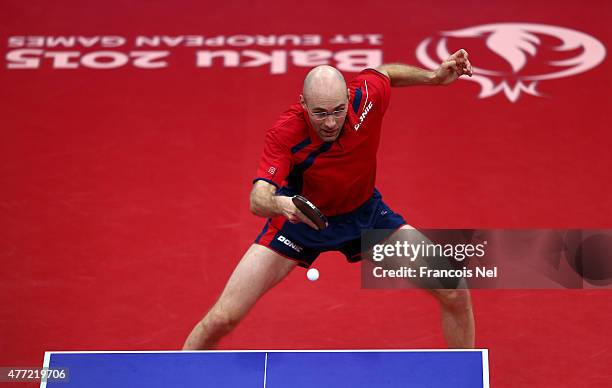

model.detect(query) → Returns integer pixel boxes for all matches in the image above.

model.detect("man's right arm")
[249,180,282,217]
[249,180,319,230]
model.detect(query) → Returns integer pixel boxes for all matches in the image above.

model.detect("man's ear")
[299,94,306,108]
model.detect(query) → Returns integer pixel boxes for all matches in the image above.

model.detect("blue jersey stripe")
[352,87,362,113]
[285,141,333,195]
[290,137,311,154]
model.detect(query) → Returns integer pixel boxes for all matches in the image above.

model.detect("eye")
[332,108,347,117]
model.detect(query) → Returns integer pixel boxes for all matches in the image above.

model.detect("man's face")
[301,90,349,142]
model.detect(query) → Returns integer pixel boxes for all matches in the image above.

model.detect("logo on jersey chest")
[353,79,374,131]
[354,101,373,131]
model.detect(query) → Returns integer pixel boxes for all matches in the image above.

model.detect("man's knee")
[203,307,241,334]
[431,289,472,311]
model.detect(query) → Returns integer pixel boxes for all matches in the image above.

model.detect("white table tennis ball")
[307,268,319,281]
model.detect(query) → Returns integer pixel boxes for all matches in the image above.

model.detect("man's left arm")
[376,49,472,87]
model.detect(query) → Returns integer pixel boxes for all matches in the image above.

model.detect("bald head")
[302,65,347,103]
[300,66,349,142]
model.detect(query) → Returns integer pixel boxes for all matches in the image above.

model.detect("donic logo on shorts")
[416,23,606,102]
[277,235,303,253]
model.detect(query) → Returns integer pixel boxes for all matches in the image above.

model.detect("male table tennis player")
[184,50,475,349]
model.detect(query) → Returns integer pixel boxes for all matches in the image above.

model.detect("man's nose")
[323,115,337,127]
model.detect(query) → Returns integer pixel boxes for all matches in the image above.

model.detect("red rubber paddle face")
[292,195,328,230]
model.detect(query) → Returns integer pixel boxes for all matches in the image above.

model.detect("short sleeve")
[253,129,292,188]
[349,68,391,116]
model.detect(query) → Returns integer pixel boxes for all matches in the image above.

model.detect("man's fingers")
[449,49,467,61]
[459,60,472,77]
[440,50,472,81]
[455,50,472,76]
[465,60,473,76]
[283,198,319,229]
[445,60,459,74]
[303,217,319,230]
[445,59,474,77]
[295,209,319,230]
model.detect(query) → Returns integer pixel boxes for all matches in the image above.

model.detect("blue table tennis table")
[42,349,489,387]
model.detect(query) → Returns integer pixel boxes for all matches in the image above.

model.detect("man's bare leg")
[389,225,475,348]
[183,244,297,350]
[428,288,475,348]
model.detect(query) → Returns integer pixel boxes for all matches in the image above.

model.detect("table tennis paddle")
[292,195,328,230]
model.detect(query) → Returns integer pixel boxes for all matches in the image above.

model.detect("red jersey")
[254,69,391,216]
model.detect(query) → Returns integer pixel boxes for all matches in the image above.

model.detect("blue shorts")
[254,190,406,267]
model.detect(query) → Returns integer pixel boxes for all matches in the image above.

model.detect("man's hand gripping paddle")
[292,195,328,230]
